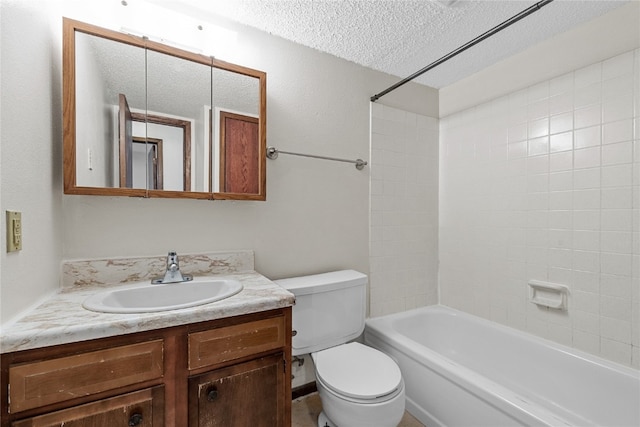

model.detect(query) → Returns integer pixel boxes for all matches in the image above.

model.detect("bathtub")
[364,305,640,427]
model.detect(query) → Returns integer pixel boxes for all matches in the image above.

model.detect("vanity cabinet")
[1,308,292,427]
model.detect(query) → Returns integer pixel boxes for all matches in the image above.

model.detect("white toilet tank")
[275,270,367,356]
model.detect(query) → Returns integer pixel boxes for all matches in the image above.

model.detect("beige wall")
[1,0,64,324]
[0,0,437,323]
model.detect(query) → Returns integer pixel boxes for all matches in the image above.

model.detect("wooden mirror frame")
[63,18,267,201]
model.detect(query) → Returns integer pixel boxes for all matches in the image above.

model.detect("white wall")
[0,0,437,323]
[439,48,639,368]
[369,103,439,316]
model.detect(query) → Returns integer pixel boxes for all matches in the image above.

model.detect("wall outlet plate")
[6,210,22,252]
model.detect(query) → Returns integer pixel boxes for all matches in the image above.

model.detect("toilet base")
[317,411,335,427]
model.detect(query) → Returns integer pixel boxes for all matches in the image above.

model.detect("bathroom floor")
[292,392,425,427]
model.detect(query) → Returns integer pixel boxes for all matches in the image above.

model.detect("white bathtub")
[364,305,640,427]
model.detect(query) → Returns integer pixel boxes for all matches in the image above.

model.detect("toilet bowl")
[312,342,405,427]
[276,270,405,427]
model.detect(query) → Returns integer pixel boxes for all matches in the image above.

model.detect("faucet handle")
[166,252,181,274]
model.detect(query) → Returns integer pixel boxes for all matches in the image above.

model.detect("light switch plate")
[6,210,22,252]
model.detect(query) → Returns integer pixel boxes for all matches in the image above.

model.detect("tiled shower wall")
[440,49,639,368]
[369,103,439,317]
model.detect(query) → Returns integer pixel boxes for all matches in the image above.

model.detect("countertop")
[0,271,295,354]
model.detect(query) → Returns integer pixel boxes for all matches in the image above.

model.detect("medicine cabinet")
[63,18,267,200]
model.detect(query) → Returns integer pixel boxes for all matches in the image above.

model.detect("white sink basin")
[82,277,243,313]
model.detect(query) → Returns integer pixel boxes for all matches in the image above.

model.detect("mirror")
[63,18,267,200]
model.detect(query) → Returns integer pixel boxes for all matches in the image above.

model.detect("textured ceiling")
[164,0,630,89]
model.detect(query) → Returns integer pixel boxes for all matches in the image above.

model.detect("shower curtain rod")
[370,0,554,102]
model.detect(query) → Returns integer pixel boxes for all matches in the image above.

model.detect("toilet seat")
[312,342,402,403]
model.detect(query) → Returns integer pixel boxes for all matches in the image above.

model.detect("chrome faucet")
[152,251,193,284]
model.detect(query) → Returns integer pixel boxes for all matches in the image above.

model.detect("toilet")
[276,270,405,427]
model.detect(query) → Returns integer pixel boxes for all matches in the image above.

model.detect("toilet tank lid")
[275,270,367,295]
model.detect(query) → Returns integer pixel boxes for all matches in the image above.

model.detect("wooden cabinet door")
[189,354,284,427]
[219,111,259,194]
[12,387,164,427]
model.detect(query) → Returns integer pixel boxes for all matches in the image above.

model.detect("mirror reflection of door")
[118,93,192,191]
[118,94,133,188]
[219,111,259,194]
[132,113,191,192]
[131,137,163,190]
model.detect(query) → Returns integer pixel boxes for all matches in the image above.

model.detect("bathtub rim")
[365,304,640,378]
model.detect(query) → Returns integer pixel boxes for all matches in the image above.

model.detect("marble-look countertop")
[0,271,295,354]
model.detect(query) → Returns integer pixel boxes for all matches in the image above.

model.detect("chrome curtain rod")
[266,146,368,170]
[370,0,555,102]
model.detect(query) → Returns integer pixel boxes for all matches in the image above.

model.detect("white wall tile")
[574,146,601,169]
[529,136,550,156]
[573,168,600,190]
[573,230,600,252]
[549,92,574,116]
[550,132,573,153]
[601,295,632,321]
[602,164,633,187]
[601,274,633,298]
[600,337,632,366]
[575,104,602,129]
[602,95,634,123]
[601,187,633,209]
[603,75,634,100]
[602,141,633,165]
[602,119,633,145]
[550,112,574,134]
[549,191,572,210]
[574,125,601,149]
[370,105,439,317]
[573,210,600,231]
[550,151,573,172]
[439,50,638,368]
[601,209,633,231]
[573,189,600,210]
[509,141,527,159]
[573,330,600,354]
[575,82,601,108]
[529,117,549,138]
[601,317,632,343]
[601,252,633,277]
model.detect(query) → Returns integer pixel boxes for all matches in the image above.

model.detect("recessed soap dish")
[528,280,569,310]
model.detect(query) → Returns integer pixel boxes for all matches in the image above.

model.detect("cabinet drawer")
[188,316,285,370]
[11,386,164,427]
[9,340,164,414]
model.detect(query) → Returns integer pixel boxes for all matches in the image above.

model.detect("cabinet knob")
[207,386,219,402]
[128,412,143,426]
